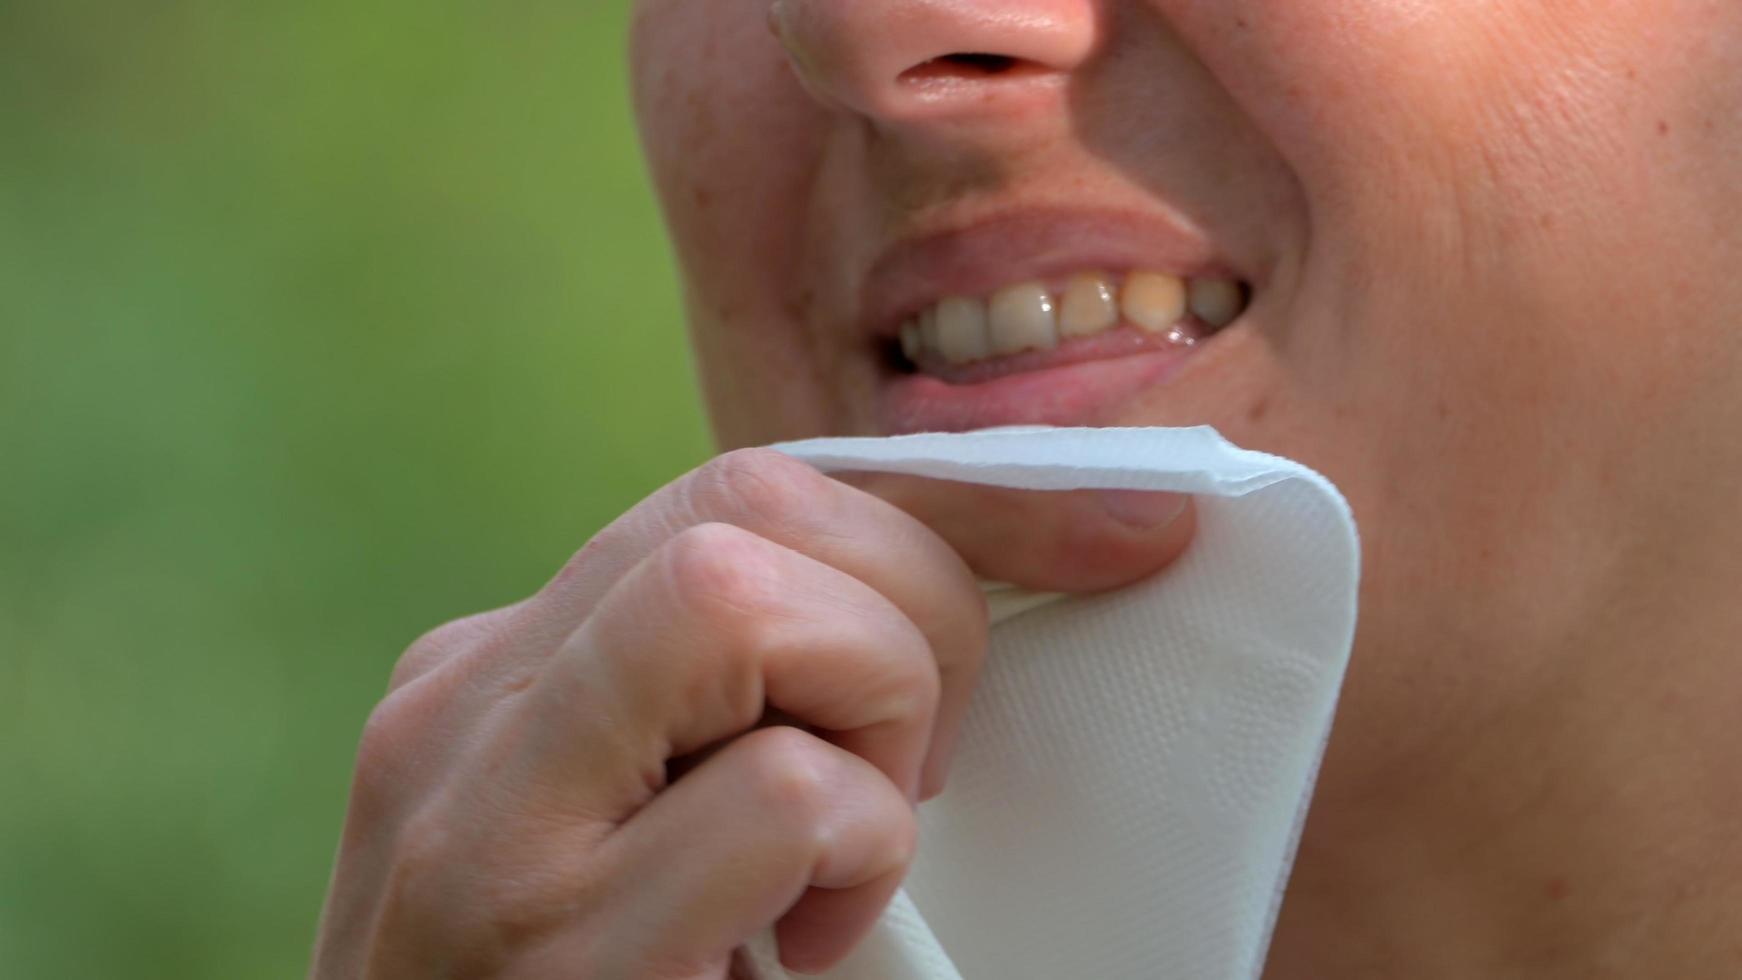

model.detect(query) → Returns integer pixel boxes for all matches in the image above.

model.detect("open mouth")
[886,269,1249,384]
[860,209,1255,433]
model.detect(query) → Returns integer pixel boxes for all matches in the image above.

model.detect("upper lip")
[858,207,1250,345]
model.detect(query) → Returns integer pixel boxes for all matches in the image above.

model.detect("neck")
[1265,543,1742,979]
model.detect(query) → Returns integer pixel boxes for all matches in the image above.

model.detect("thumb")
[844,474,1196,594]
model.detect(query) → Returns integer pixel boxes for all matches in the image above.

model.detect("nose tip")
[771,0,1097,122]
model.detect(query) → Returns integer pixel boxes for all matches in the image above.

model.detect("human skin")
[310,454,1196,977]
[312,1,1742,977]
[624,0,1742,976]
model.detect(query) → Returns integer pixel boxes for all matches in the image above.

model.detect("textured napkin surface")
[743,427,1360,980]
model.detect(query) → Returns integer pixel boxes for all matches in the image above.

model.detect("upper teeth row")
[899,271,1246,366]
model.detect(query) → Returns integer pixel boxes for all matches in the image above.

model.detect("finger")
[846,474,1196,594]
[519,449,988,795]
[585,727,916,978]
[516,523,940,817]
[530,449,983,653]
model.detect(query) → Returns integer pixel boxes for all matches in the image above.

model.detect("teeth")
[934,296,990,365]
[1121,271,1188,334]
[919,306,940,351]
[1188,278,1244,329]
[986,281,1058,356]
[900,270,1246,367]
[1058,273,1119,338]
[899,319,923,362]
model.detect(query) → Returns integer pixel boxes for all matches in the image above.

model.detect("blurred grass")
[0,2,711,975]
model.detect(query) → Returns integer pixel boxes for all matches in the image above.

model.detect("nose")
[770,0,1099,122]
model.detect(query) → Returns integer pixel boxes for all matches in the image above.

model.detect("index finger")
[516,448,990,797]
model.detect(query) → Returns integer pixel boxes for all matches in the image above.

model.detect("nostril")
[898,52,1042,85]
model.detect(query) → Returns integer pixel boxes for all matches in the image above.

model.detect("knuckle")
[357,692,417,770]
[391,606,514,691]
[661,522,784,618]
[737,726,842,827]
[369,814,448,941]
[855,622,942,723]
[352,689,436,813]
[694,447,826,530]
[886,651,943,722]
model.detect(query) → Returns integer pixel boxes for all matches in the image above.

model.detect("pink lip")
[880,345,1199,433]
[861,208,1245,433]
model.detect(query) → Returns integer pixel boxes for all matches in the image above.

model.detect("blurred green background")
[0,2,711,975]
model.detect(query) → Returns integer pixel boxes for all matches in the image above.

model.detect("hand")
[310,448,1193,978]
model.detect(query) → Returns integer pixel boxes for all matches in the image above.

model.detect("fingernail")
[1096,490,1188,530]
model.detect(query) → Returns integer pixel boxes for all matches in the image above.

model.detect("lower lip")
[876,345,1201,434]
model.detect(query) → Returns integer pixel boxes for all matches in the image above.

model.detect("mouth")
[863,210,1253,433]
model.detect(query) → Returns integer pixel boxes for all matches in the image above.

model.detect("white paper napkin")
[744,426,1361,980]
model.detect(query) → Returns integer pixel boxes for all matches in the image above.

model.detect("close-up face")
[629,0,1742,799]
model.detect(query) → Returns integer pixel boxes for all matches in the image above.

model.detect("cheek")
[1153,1,1731,594]
[1168,0,1690,415]
[634,2,828,255]
[1169,0,1648,217]
[631,0,844,442]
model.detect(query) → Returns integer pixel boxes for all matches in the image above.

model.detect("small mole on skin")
[1545,877,1571,901]
[1658,120,1671,136]
[1246,395,1270,422]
